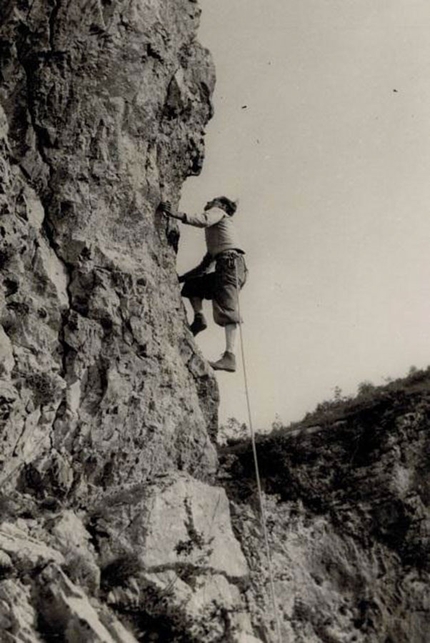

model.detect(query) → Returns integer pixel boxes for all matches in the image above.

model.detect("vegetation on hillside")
[219,365,430,447]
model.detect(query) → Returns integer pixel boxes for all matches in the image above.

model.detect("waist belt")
[216,249,243,259]
[216,250,244,271]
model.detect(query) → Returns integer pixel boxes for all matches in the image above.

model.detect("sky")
[178,0,430,430]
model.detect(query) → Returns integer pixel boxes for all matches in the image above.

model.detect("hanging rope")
[234,259,283,643]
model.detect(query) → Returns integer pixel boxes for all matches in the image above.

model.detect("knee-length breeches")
[181,252,248,327]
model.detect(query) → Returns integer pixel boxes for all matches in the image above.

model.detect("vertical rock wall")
[0,1,259,641]
[0,0,219,498]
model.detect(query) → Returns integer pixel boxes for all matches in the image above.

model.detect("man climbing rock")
[160,197,247,373]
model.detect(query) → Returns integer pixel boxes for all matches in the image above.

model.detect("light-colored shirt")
[183,207,244,258]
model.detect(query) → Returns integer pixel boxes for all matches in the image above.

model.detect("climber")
[160,197,247,373]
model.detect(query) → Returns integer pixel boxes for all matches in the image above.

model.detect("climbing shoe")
[190,313,207,336]
[209,351,236,373]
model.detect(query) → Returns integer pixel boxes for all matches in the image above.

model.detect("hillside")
[220,370,430,642]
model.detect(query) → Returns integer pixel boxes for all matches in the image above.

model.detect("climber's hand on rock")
[160,202,184,222]
[159,200,172,215]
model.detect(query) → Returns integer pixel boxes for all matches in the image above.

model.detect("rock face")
[0,0,219,497]
[222,376,430,642]
[0,0,255,640]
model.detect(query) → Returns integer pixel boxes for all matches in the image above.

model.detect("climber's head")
[205,196,237,217]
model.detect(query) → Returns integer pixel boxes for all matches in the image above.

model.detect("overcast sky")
[178,0,430,429]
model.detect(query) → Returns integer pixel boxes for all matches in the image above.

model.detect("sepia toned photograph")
[0,0,429,641]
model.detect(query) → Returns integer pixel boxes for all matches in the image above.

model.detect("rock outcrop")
[222,374,430,642]
[0,0,218,496]
[0,0,257,640]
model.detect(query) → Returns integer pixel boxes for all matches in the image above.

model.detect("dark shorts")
[181,252,248,327]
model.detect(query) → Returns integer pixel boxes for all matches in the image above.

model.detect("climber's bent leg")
[188,296,207,335]
[190,297,203,314]
[181,275,216,336]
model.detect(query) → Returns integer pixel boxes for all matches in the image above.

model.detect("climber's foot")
[190,313,207,336]
[209,351,236,373]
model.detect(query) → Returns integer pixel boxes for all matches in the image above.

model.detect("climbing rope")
[235,259,283,643]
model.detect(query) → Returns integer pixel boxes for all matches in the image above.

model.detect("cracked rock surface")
[0,1,257,640]
[0,0,219,498]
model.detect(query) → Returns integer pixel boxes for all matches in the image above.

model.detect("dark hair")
[215,196,237,216]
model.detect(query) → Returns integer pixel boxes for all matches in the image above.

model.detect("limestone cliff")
[0,1,257,641]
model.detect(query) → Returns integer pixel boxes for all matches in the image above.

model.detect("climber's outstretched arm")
[179,253,214,283]
[159,201,183,220]
[160,202,224,228]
